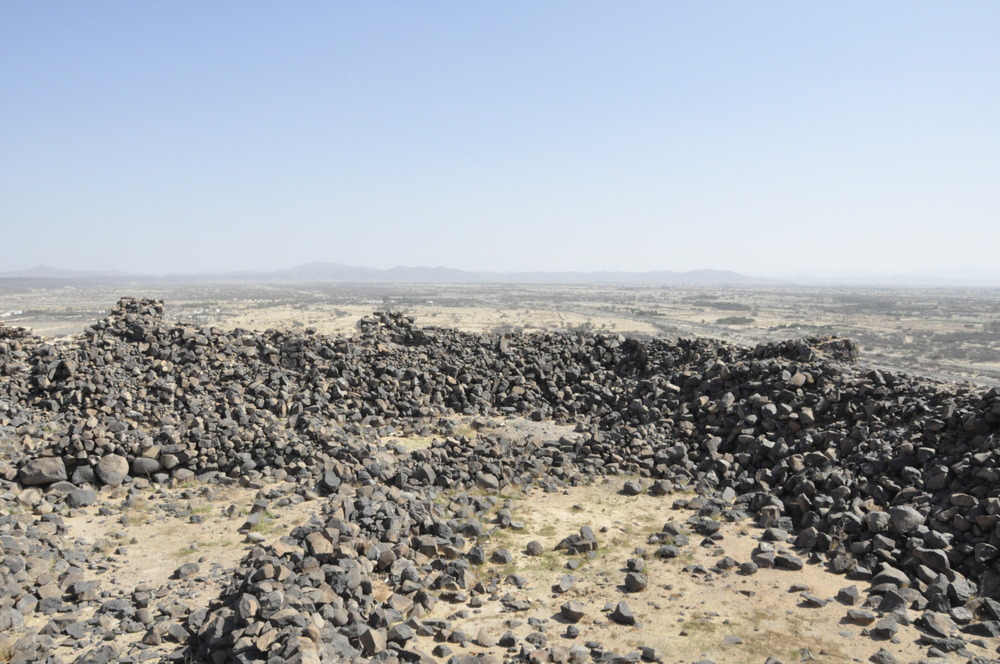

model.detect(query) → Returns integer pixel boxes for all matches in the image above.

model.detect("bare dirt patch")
[412,481,950,664]
[48,480,325,660]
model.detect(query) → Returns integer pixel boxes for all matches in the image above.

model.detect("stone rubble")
[0,299,997,662]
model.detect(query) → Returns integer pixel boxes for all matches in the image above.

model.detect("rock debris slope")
[0,297,998,663]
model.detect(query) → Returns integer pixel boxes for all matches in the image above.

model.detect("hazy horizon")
[4,260,1000,288]
[3,3,998,279]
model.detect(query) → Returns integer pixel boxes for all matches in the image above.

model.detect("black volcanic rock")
[18,457,66,485]
[610,601,636,625]
[2,298,1000,663]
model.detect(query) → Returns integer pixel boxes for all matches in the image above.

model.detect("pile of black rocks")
[1,297,998,663]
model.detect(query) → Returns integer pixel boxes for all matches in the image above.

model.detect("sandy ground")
[410,481,977,664]
[213,304,659,338]
[50,481,324,660]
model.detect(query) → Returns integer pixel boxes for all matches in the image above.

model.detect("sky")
[2,2,998,280]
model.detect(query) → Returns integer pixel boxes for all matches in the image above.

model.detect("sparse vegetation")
[247,510,283,535]
[537,524,556,537]
[174,539,237,558]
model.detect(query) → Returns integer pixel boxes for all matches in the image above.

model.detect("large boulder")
[131,457,161,477]
[19,457,67,485]
[96,454,129,487]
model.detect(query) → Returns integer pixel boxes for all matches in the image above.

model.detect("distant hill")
[254,263,768,285]
[5,263,1000,287]
[268,262,378,281]
[0,262,767,286]
[0,265,128,279]
[483,268,764,285]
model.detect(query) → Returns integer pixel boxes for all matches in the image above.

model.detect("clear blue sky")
[2,2,998,278]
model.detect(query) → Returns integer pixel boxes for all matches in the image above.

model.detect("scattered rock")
[554,574,576,594]
[622,480,643,496]
[836,585,859,606]
[624,572,648,592]
[869,648,897,664]
[560,600,585,623]
[174,562,199,580]
[799,593,828,608]
[491,548,513,564]
[610,601,635,626]
[846,609,876,624]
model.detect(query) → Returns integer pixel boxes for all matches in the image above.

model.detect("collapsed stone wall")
[2,298,1000,662]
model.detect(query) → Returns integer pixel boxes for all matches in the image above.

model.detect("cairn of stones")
[1,298,999,663]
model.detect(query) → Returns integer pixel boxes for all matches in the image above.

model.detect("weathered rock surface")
[18,457,66,485]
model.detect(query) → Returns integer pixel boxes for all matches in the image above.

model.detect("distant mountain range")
[0,263,768,286]
[4,263,999,287]
[0,266,131,279]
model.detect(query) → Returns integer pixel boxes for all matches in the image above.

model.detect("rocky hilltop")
[1,298,999,663]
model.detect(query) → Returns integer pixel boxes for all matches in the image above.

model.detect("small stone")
[554,574,576,594]
[624,573,648,592]
[836,585,859,606]
[610,601,635,626]
[359,627,386,657]
[870,565,909,588]
[491,548,513,564]
[649,480,672,496]
[67,488,97,508]
[888,506,924,535]
[641,646,664,662]
[774,552,804,570]
[876,589,907,613]
[174,562,200,580]
[869,648,897,664]
[657,545,681,559]
[506,573,528,588]
[799,594,827,608]
[846,609,875,624]
[872,615,898,639]
[920,612,956,638]
[560,601,585,623]
[622,480,643,496]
